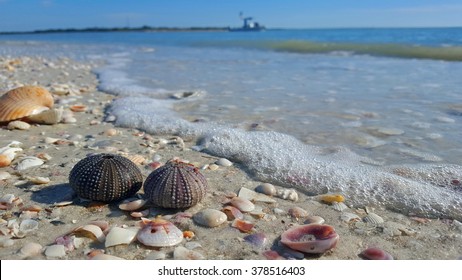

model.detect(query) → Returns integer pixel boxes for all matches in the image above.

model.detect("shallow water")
[1,28,461,219]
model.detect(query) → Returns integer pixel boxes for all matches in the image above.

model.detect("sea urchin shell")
[69,153,143,202]
[143,159,208,209]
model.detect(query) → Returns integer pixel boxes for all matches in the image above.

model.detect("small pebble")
[193,209,227,227]
[215,158,233,167]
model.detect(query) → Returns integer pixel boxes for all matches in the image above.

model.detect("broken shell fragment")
[16,156,44,171]
[105,227,138,248]
[222,206,244,221]
[173,246,205,260]
[231,219,254,233]
[288,207,309,219]
[280,224,339,254]
[26,107,63,124]
[136,218,183,247]
[230,197,255,212]
[73,224,105,243]
[238,187,276,203]
[45,244,66,258]
[0,86,54,122]
[244,232,268,248]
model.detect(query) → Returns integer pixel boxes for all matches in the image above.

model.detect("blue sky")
[1,0,462,32]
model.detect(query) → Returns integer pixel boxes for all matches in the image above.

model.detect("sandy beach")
[1,55,462,260]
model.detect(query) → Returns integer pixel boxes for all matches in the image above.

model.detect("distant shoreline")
[0,26,229,35]
[3,25,462,35]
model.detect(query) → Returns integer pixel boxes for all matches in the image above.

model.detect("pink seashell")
[359,247,394,260]
[263,250,285,260]
[244,232,267,248]
[231,219,254,233]
[280,224,339,254]
[136,218,183,247]
[222,205,244,220]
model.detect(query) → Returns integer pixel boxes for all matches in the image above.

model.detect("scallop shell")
[363,213,384,224]
[69,153,143,202]
[143,159,208,209]
[0,86,54,122]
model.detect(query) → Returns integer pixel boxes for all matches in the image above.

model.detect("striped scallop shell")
[69,153,143,202]
[143,159,208,209]
[0,86,54,122]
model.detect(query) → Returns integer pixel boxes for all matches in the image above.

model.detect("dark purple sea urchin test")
[143,159,208,209]
[69,153,143,202]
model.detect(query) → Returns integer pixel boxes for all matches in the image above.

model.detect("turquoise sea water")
[1,28,462,219]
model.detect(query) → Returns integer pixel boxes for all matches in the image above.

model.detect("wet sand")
[1,56,462,260]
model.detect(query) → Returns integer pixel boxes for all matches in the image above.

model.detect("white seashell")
[304,216,325,225]
[19,219,39,233]
[45,244,66,258]
[230,197,255,212]
[193,208,227,227]
[7,120,31,130]
[255,183,277,196]
[145,251,166,260]
[184,241,202,250]
[238,187,276,203]
[331,201,349,212]
[137,219,183,247]
[62,116,77,123]
[19,242,43,257]
[27,107,63,124]
[73,224,105,243]
[173,246,205,260]
[90,254,125,260]
[26,176,50,184]
[0,141,23,161]
[44,137,60,144]
[15,156,44,171]
[0,236,15,248]
[276,188,299,201]
[340,212,361,223]
[0,171,11,180]
[0,194,15,204]
[208,163,219,170]
[119,198,147,211]
[215,158,233,167]
[105,227,138,248]
[364,213,384,224]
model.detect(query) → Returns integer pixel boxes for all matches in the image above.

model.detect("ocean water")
[1,28,462,220]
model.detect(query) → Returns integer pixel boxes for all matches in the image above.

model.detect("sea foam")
[102,53,462,221]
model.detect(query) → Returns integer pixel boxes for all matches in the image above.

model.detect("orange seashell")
[70,104,87,112]
[0,86,54,122]
[0,154,12,167]
[320,194,345,204]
